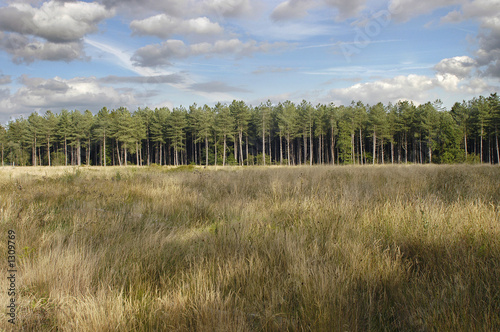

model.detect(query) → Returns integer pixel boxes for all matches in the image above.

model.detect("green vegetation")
[1,94,500,167]
[0,165,499,331]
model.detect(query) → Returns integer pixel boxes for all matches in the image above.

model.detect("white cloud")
[202,0,260,17]
[11,76,135,109]
[271,0,314,21]
[0,1,114,43]
[271,0,366,21]
[330,74,436,105]
[434,56,477,78]
[132,38,291,67]
[130,14,224,39]
[0,32,86,63]
[440,0,500,78]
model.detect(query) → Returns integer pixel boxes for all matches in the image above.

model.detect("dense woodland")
[1,93,499,166]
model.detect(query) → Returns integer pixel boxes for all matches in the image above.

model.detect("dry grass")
[0,164,499,331]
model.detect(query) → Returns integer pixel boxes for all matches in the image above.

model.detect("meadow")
[0,165,499,331]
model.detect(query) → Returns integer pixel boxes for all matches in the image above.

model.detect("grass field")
[0,165,499,331]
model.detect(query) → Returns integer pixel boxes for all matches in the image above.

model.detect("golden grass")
[0,164,499,331]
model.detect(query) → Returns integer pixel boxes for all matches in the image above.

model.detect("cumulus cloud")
[440,0,500,78]
[202,0,259,17]
[328,65,498,106]
[271,0,313,21]
[0,75,11,85]
[271,0,366,21]
[330,74,436,105]
[11,75,135,109]
[324,0,366,20]
[434,56,477,78]
[101,0,259,18]
[0,32,86,63]
[0,1,114,63]
[0,1,114,43]
[130,14,223,39]
[131,38,291,67]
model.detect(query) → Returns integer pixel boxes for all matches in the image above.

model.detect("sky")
[0,0,499,123]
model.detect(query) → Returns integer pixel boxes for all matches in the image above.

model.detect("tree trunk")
[373,130,377,165]
[496,131,499,164]
[351,132,355,164]
[381,138,385,164]
[310,125,313,166]
[116,140,122,166]
[77,139,81,166]
[428,137,432,164]
[480,125,483,163]
[205,135,209,166]
[223,134,227,166]
[331,127,335,165]
[240,130,244,166]
[391,141,394,164]
[303,132,307,165]
[262,126,266,166]
[136,141,139,166]
[269,131,272,164]
[124,145,128,166]
[214,134,217,166]
[33,135,37,166]
[279,131,283,165]
[359,128,363,165]
[287,133,290,166]
[103,131,106,167]
[464,132,468,160]
[64,136,68,166]
[47,136,51,166]
[246,135,249,166]
[147,136,150,166]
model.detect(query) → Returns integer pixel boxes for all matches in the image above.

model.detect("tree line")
[1,94,499,167]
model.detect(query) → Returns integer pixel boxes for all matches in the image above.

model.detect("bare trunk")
[480,126,483,163]
[124,145,127,166]
[381,138,384,164]
[391,141,394,164]
[103,131,106,167]
[262,126,266,166]
[47,136,51,166]
[77,139,81,166]
[359,128,363,165]
[239,131,243,166]
[33,135,37,166]
[287,133,290,166]
[65,136,68,166]
[373,130,376,165]
[136,141,139,166]
[303,133,307,165]
[331,127,335,165]
[223,134,227,166]
[496,131,499,164]
[280,131,283,165]
[116,140,122,166]
[205,135,209,166]
[246,135,249,166]
[310,125,313,166]
[464,132,468,159]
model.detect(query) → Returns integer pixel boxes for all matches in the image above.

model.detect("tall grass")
[0,165,499,331]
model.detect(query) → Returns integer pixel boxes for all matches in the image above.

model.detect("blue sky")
[0,0,499,123]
